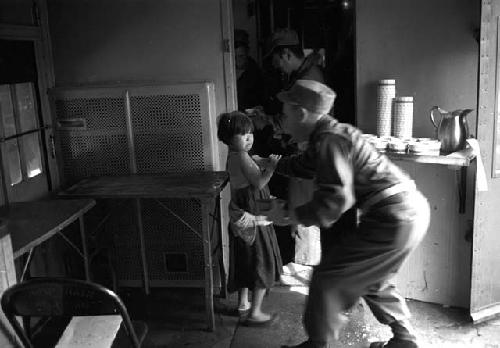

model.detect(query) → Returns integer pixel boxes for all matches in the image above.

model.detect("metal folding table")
[60,171,229,331]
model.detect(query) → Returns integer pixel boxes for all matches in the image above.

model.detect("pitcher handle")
[430,106,442,129]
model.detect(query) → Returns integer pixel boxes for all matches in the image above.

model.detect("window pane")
[16,83,38,133]
[0,85,16,138]
[3,139,22,186]
[21,133,43,178]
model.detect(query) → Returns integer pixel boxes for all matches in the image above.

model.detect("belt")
[359,180,417,212]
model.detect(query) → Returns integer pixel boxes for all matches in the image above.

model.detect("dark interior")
[256,0,355,124]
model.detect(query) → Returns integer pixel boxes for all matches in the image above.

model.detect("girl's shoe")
[237,303,251,317]
[242,312,279,327]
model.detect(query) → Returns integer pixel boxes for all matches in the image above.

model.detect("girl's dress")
[226,151,282,292]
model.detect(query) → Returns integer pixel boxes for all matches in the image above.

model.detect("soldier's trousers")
[304,190,430,343]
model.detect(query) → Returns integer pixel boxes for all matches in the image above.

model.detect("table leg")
[202,199,215,331]
[20,248,35,282]
[135,198,150,295]
[79,216,91,281]
[213,196,227,298]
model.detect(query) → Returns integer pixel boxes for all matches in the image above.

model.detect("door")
[0,22,56,204]
[471,0,500,322]
[0,39,48,203]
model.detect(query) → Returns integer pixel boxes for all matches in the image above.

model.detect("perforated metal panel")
[55,97,127,130]
[53,93,130,184]
[106,197,208,284]
[106,199,142,281]
[58,133,130,183]
[128,83,219,173]
[50,83,220,287]
[131,94,205,173]
[142,198,204,281]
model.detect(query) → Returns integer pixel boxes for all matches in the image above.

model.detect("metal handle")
[430,106,443,129]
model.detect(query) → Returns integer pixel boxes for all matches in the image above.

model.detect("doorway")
[233,0,355,124]
[232,0,356,267]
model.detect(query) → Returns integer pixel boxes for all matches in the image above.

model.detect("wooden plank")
[385,147,475,166]
[60,172,229,199]
[55,315,122,348]
[0,221,18,347]
[470,0,500,322]
[1,236,16,286]
[0,199,96,259]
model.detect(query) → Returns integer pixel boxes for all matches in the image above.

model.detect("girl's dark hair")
[217,111,254,145]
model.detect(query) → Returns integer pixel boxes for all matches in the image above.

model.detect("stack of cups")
[392,96,413,138]
[376,79,396,137]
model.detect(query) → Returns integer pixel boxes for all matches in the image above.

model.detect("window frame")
[0,0,57,204]
[1,82,46,186]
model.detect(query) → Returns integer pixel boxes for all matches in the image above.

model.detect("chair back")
[1,277,141,348]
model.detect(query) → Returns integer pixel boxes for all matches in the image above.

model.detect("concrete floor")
[120,267,500,348]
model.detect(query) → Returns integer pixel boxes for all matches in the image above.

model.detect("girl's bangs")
[233,115,254,134]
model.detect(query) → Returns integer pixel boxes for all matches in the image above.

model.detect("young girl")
[217,111,283,326]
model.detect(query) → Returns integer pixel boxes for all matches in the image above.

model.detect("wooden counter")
[385,147,476,167]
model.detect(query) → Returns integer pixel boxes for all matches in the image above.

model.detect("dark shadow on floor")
[119,287,239,347]
[118,286,500,348]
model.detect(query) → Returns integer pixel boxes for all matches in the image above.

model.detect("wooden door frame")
[220,0,237,114]
[217,0,236,281]
[471,0,500,322]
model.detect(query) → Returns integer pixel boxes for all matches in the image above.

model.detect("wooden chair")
[1,277,148,348]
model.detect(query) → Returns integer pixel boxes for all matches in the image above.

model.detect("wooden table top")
[0,199,96,259]
[60,171,230,199]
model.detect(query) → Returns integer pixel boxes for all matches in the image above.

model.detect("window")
[0,5,53,204]
[0,82,43,186]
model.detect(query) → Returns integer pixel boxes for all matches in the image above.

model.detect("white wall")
[356,0,479,137]
[48,0,228,119]
[356,0,479,307]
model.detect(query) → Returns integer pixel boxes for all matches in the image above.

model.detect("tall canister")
[392,96,413,138]
[376,79,396,137]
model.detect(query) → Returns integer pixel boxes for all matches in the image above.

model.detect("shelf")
[384,146,476,214]
[385,147,476,167]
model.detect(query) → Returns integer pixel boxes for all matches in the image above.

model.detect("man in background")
[234,29,266,112]
[265,28,355,265]
[266,28,325,90]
